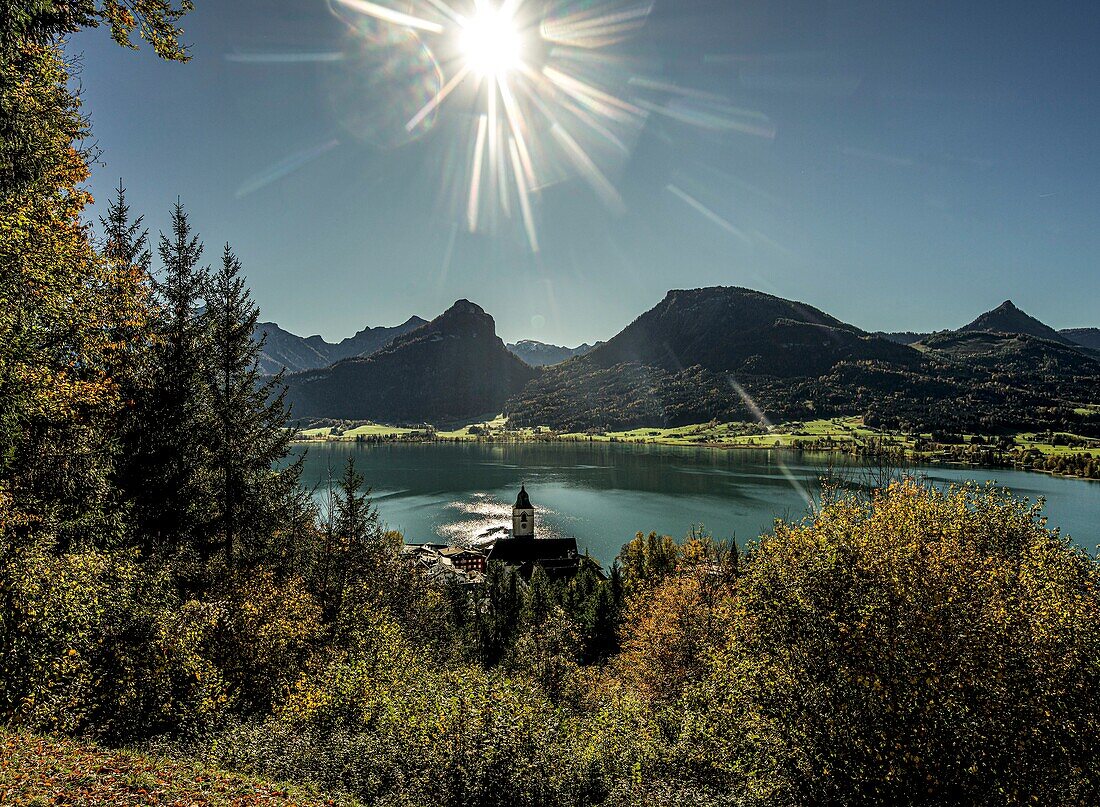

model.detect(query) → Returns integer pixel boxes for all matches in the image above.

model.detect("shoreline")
[289,427,1100,482]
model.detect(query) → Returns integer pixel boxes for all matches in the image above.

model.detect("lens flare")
[327,0,654,251]
[460,5,522,77]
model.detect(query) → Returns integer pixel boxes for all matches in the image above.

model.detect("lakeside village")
[401,486,598,585]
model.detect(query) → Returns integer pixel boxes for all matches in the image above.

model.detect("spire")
[512,485,534,539]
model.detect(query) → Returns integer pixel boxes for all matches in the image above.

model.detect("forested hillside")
[507,288,1100,435]
[282,300,537,422]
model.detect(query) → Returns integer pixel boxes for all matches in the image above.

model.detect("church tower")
[512,485,534,539]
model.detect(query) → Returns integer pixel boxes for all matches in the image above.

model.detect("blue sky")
[73,0,1100,345]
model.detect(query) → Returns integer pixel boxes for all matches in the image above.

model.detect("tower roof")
[514,485,532,509]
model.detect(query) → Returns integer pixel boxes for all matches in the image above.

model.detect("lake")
[293,441,1100,564]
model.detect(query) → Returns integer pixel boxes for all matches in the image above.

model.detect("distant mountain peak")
[507,339,600,367]
[960,300,1072,345]
[253,315,427,374]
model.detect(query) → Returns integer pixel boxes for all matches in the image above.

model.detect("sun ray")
[508,136,539,251]
[542,65,642,124]
[406,64,471,132]
[540,2,654,48]
[497,75,536,187]
[333,0,445,34]
[550,120,624,215]
[667,184,751,245]
[468,113,489,231]
[235,138,340,198]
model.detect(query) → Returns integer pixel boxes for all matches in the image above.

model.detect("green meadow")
[295,415,1100,463]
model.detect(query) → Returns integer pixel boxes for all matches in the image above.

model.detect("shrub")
[676,480,1100,805]
[0,542,229,741]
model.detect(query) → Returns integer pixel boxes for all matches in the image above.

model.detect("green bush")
[675,481,1100,805]
[0,542,229,741]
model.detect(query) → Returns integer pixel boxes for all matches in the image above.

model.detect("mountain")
[958,300,1074,345]
[578,287,917,376]
[253,322,338,376]
[506,340,599,367]
[874,331,930,345]
[253,316,427,374]
[1061,328,1100,351]
[507,287,923,430]
[507,287,1100,434]
[282,300,537,423]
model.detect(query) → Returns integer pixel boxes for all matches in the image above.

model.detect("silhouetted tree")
[118,201,214,571]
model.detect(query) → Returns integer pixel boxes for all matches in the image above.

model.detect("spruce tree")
[100,180,151,271]
[316,458,383,620]
[98,181,155,508]
[202,243,306,570]
[121,201,214,569]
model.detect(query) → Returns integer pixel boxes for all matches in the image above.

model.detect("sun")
[459,5,522,77]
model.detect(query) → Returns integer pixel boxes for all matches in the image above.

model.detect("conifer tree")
[100,179,151,270]
[202,243,305,569]
[119,201,214,568]
[316,458,383,620]
[98,181,155,490]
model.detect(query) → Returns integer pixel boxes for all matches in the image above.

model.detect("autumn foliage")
[675,481,1100,805]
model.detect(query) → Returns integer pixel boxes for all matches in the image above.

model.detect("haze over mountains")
[1061,328,1100,351]
[256,320,595,374]
[264,288,1099,435]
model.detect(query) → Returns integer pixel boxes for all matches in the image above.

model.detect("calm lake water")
[293,442,1100,564]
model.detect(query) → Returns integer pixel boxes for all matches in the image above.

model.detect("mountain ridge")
[253,315,427,374]
[506,340,600,367]
[506,287,1100,434]
[281,300,537,423]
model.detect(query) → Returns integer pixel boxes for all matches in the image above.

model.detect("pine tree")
[202,243,305,569]
[314,458,384,620]
[119,201,214,569]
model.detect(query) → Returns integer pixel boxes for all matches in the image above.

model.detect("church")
[486,485,582,579]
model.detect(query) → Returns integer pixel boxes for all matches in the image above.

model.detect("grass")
[297,423,415,439]
[0,729,357,806]
[1014,432,1100,458]
[435,414,510,439]
[292,415,1100,462]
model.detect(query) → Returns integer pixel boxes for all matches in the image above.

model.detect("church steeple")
[512,485,534,539]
